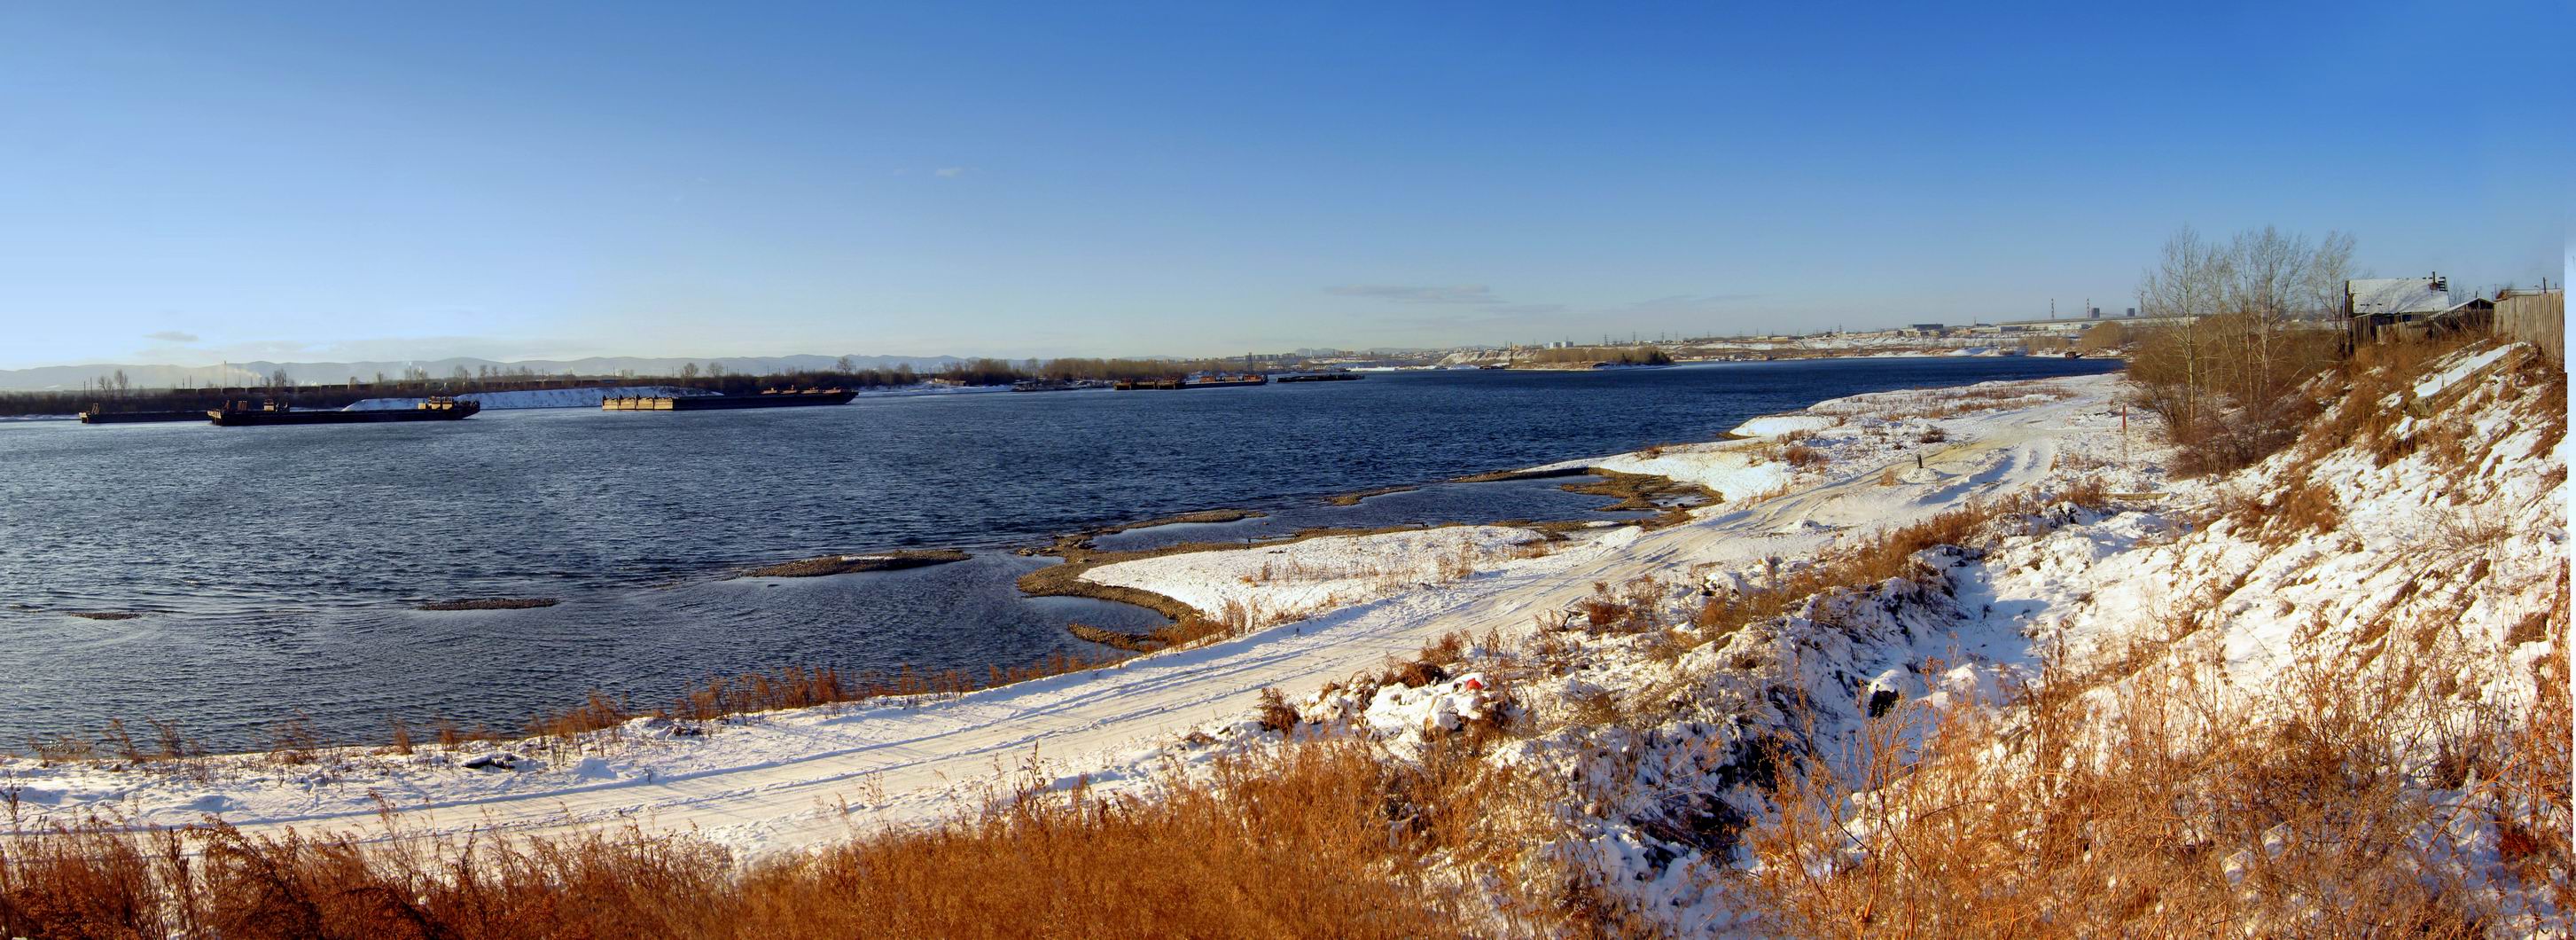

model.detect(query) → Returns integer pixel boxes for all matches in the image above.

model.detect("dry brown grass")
[1695,487,2106,645]
[0,741,1543,939]
[1823,385,2073,423]
[1746,602,2570,936]
[1743,496,2572,939]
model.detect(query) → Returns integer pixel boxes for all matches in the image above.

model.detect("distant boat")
[211,396,480,426]
[602,388,857,411]
[1273,370,1363,383]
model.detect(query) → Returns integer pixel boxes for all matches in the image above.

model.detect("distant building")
[2347,274,2455,344]
[1905,323,1946,336]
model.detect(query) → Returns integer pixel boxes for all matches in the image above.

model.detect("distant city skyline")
[3,1,2568,370]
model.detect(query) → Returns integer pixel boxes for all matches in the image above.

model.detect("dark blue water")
[0,357,2116,748]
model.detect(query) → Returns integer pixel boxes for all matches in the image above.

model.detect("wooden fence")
[2494,290,2564,364]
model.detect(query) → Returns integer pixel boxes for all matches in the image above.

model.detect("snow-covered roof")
[2348,278,2452,317]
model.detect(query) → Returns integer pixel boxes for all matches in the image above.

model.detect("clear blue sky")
[2,1,2567,368]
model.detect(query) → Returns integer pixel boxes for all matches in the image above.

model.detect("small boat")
[210,396,480,426]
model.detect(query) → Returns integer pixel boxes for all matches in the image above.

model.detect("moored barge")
[1272,371,1362,383]
[602,388,856,411]
[80,409,210,424]
[210,396,480,426]
[1114,373,1270,390]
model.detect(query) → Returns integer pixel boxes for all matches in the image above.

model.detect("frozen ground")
[0,372,2175,855]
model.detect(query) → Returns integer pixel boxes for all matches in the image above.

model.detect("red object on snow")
[1463,678,1484,691]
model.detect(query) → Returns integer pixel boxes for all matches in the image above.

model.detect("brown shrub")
[1255,687,1300,733]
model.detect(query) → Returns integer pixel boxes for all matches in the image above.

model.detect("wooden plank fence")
[2494,290,2564,364]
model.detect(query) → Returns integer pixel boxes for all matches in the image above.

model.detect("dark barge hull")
[210,404,480,426]
[1114,377,1270,390]
[603,390,858,411]
[80,411,210,424]
[1273,372,1363,383]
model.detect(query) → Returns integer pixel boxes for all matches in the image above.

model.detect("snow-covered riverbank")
[1,372,2151,855]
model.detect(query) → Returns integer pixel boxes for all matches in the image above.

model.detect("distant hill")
[0,355,968,392]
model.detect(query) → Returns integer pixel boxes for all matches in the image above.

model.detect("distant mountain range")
[0,356,971,392]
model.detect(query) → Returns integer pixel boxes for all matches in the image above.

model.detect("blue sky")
[2,1,2567,368]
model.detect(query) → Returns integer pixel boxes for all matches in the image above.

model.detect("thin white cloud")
[143,330,199,343]
[933,167,967,178]
[1623,293,1763,314]
[1326,284,1505,305]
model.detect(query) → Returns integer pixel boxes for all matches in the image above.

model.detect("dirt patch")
[1088,509,1266,537]
[1557,469,1717,529]
[1448,466,1591,484]
[1323,485,1419,506]
[66,611,142,621]
[741,549,972,578]
[418,598,560,611]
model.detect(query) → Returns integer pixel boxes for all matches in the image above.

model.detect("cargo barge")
[602,388,856,411]
[210,397,480,427]
[1011,379,1114,393]
[1113,373,1269,390]
[1272,371,1363,383]
[79,409,210,424]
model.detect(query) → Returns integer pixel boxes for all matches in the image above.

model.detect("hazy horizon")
[4,1,2568,371]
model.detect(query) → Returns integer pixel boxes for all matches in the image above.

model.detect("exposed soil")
[740,549,972,579]
[1557,469,1718,528]
[1452,466,1715,529]
[1322,485,1419,506]
[1086,509,1267,537]
[418,598,561,611]
[1448,466,1591,484]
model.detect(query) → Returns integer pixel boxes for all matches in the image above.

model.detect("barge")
[1113,373,1270,390]
[210,396,480,426]
[1011,379,1113,393]
[80,409,210,424]
[602,388,856,411]
[1272,371,1363,383]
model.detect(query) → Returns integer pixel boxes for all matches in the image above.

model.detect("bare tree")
[2133,224,2354,473]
